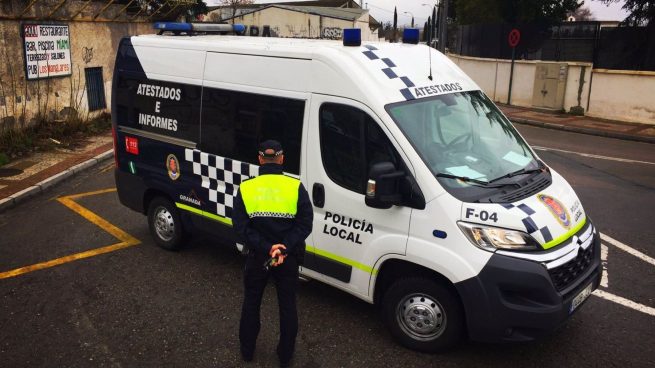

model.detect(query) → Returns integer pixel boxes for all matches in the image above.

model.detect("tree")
[393,6,398,42]
[597,0,655,26]
[455,0,582,24]
[568,5,595,20]
[432,5,438,42]
[115,0,208,21]
[220,0,255,22]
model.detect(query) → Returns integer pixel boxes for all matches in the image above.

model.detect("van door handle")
[312,183,325,208]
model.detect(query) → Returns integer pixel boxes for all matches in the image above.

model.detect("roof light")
[403,28,420,44]
[232,24,246,34]
[343,28,361,47]
[153,22,192,32]
[153,22,247,35]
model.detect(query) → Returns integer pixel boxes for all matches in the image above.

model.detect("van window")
[200,88,304,174]
[386,91,545,203]
[319,103,399,194]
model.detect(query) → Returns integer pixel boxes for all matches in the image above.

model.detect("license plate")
[570,282,593,314]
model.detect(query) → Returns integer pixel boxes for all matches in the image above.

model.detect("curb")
[510,117,655,145]
[0,149,114,214]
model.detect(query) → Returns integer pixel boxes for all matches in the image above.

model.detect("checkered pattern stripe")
[501,202,553,243]
[362,45,416,101]
[185,149,259,219]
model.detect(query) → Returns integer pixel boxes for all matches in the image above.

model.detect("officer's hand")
[270,244,287,267]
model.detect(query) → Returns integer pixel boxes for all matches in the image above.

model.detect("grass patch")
[0,113,111,164]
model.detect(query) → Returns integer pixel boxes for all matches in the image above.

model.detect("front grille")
[548,244,594,292]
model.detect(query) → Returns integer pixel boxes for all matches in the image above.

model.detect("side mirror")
[365,161,404,209]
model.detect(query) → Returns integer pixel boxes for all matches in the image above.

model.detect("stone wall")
[0,20,153,131]
[450,53,655,125]
[0,1,156,131]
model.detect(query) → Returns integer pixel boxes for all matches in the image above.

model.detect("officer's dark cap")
[258,139,283,158]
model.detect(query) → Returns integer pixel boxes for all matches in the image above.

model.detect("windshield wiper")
[436,173,519,188]
[488,166,543,183]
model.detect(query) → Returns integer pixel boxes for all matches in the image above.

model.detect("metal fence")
[595,26,655,71]
[449,22,655,71]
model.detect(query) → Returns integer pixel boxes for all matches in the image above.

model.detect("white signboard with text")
[23,24,72,80]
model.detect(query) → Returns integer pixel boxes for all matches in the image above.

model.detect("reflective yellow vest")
[239,174,300,219]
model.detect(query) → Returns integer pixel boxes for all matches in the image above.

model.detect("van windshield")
[386,91,539,190]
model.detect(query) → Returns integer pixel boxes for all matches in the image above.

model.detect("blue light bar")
[233,24,246,34]
[343,28,361,47]
[403,28,420,44]
[153,22,192,32]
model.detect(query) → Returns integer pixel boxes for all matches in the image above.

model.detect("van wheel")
[147,197,185,251]
[382,278,464,353]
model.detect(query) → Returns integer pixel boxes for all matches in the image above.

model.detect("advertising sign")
[22,24,72,80]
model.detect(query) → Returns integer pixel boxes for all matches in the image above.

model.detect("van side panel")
[204,52,310,92]
[113,38,203,219]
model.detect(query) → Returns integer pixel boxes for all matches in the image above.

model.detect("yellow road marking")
[64,188,117,200]
[0,188,140,280]
[99,163,114,173]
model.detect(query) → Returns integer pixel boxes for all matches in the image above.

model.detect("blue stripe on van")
[363,50,379,60]
[400,76,415,88]
[360,46,417,102]
[400,88,415,100]
[381,58,396,67]
[522,217,538,234]
[382,68,398,79]
[540,227,553,243]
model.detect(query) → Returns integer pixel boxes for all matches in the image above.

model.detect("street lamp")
[403,11,414,28]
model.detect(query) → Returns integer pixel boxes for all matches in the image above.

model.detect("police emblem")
[537,194,571,229]
[166,154,180,181]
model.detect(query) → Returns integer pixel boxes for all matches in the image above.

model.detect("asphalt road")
[1,124,654,368]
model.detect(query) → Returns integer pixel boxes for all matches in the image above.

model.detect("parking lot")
[1,125,654,367]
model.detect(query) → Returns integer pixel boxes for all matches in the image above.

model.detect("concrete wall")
[448,54,654,125]
[587,69,655,124]
[0,20,153,131]
[230,7,378,41]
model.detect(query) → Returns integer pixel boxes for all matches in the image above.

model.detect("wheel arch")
[372,258,464,311]
[143,188,173,215]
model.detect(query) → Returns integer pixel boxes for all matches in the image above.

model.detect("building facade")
[0,0,164,131]
[207,1,380,41]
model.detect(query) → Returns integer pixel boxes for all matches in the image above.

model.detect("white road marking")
[532,146,655,166]
[601,233,655,267]
[593,289,655,317]
[600,244,609,288]
[592,233,655,317]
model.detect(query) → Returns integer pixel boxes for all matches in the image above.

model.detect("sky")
[205,0,630,26]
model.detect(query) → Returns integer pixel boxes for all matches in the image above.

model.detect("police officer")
[232,140,313,368]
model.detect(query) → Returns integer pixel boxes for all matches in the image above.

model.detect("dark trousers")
[239,253,299,363]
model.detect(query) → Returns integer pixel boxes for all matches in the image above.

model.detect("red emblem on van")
[537,194,571,229]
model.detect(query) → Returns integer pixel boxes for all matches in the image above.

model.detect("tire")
[382,277,464,353]
[147,197,185,251]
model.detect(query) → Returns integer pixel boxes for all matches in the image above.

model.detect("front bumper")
[455,220,601,342]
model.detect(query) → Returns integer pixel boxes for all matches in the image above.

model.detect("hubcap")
[154,206,175,242]
[397,293,446,341]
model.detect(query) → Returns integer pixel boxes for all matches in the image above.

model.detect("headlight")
[457,222,541,252]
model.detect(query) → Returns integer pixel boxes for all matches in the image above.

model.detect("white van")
[112,24,601,352]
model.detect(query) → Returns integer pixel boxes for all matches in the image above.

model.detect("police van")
[112,23,601,352]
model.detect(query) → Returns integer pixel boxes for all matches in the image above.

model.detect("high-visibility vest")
[239,174,300,219]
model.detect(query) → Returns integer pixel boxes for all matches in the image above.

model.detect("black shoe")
[241,351,253,362]
[279,360,290,368]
